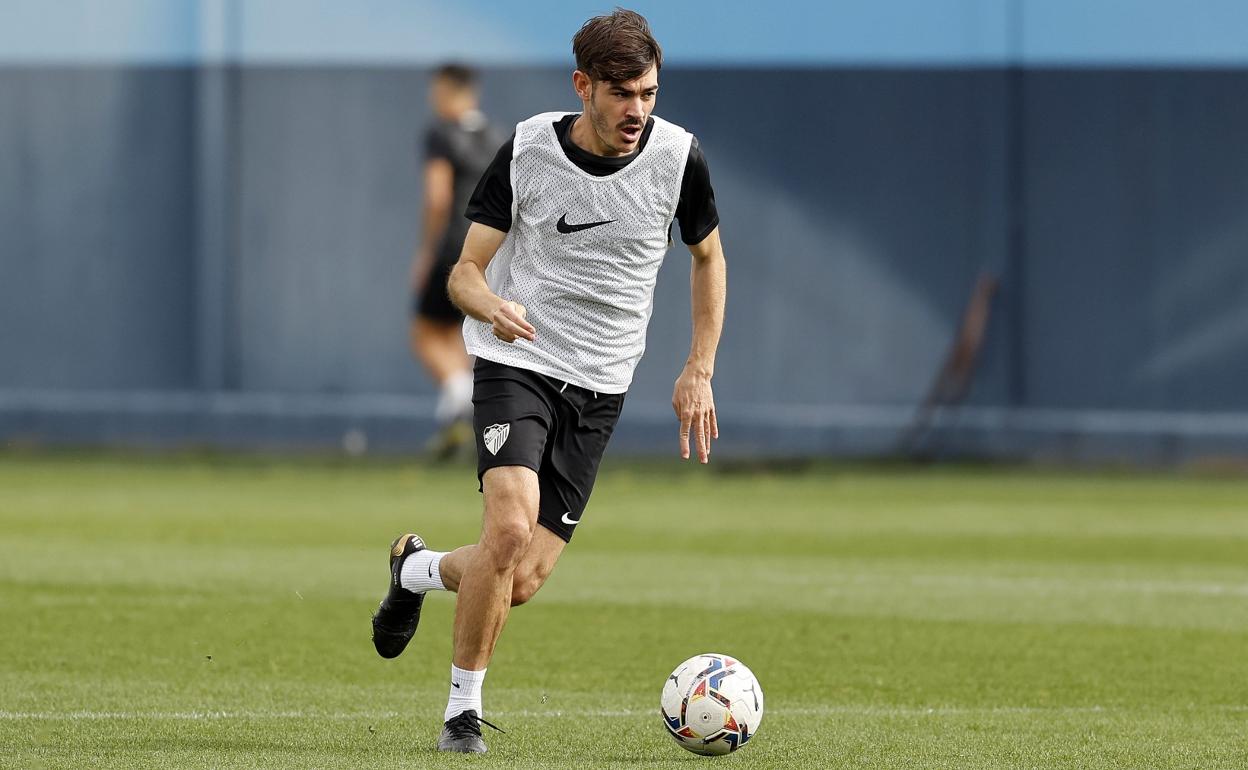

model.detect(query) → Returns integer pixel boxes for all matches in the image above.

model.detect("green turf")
[1,453,1246,768]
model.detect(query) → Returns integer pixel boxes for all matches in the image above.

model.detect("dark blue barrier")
[1,65,1246,459]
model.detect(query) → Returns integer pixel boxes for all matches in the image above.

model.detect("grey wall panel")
[0,67,195,389]
[1023,69,1248,411]
[4,63,1248,455]
[233,68,427,393]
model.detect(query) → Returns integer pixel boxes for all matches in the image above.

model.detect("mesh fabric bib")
[463,112,693,393]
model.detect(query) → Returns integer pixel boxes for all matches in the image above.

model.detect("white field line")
[1,705,1245,721]
[901,575,1248,597]
[752,572,1248,598]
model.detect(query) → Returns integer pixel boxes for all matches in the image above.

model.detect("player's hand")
[490,300,536,343]
[672,367,717,463]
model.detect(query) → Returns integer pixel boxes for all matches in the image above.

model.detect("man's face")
[583,65,659,156]
[428,77,451,115]
[429,77,472,119]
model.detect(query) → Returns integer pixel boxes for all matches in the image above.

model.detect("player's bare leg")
[439,522,566,606]
[452,465,544,665]
[435,465,545,752]
[370,477,565,665]
[410,317,469,384]
[411,317,473,459]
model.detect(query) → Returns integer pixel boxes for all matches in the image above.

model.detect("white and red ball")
[661,653,764,756]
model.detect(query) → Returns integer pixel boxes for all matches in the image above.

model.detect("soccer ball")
[660,653,764,755]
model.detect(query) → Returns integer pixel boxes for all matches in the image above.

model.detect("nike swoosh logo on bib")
[556,214,615,234]
[561,511,581,526]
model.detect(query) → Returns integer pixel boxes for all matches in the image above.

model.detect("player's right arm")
[411,157,454,291]
[448,222,536,343]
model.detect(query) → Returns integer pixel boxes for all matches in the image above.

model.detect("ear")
[572,70,593,101]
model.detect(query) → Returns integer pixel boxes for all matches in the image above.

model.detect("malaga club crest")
[483,423,510,455]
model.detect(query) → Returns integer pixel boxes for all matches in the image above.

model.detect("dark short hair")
[572,8,662,83]
[433,63,477,90]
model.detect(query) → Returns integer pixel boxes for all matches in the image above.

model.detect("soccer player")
[410,64,501,459]
[372,9,725,753]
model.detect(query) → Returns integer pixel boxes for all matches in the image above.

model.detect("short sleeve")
[424,124,453,163]
[465,135,515,232]
[675,137,719,246]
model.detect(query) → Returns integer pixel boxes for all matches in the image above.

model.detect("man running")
[372,9,726,754]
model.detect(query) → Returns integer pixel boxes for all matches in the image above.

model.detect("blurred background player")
[410,64,501,459]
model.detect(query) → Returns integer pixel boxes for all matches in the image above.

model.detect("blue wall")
[1021,69,1248,411]
[5,0,1248,65]
[2,1,1248,459]
[0,68,196,389]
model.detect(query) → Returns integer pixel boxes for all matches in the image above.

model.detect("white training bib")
[463,111,693,393]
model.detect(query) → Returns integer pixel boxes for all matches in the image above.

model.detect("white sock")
[435,369,474,423]
[399,549,446,593]
[445,664,487,722]
[448,369,474,420]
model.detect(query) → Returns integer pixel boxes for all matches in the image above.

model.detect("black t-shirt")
[424,113,501,261]
[465,114,719,246]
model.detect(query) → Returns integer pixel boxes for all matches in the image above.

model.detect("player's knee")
[480,519,533,569]
[509,579,536,606]
[509,569,548,606]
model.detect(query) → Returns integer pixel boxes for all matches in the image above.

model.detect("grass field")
[1,453,1246,769]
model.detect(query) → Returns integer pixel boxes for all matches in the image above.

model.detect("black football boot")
[437,709,504,754]
[370,533,427,659]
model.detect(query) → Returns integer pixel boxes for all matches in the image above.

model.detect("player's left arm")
[673,226,726,463]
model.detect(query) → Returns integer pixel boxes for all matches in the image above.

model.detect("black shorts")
[472,358,625,543]
[412,256,463,323]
